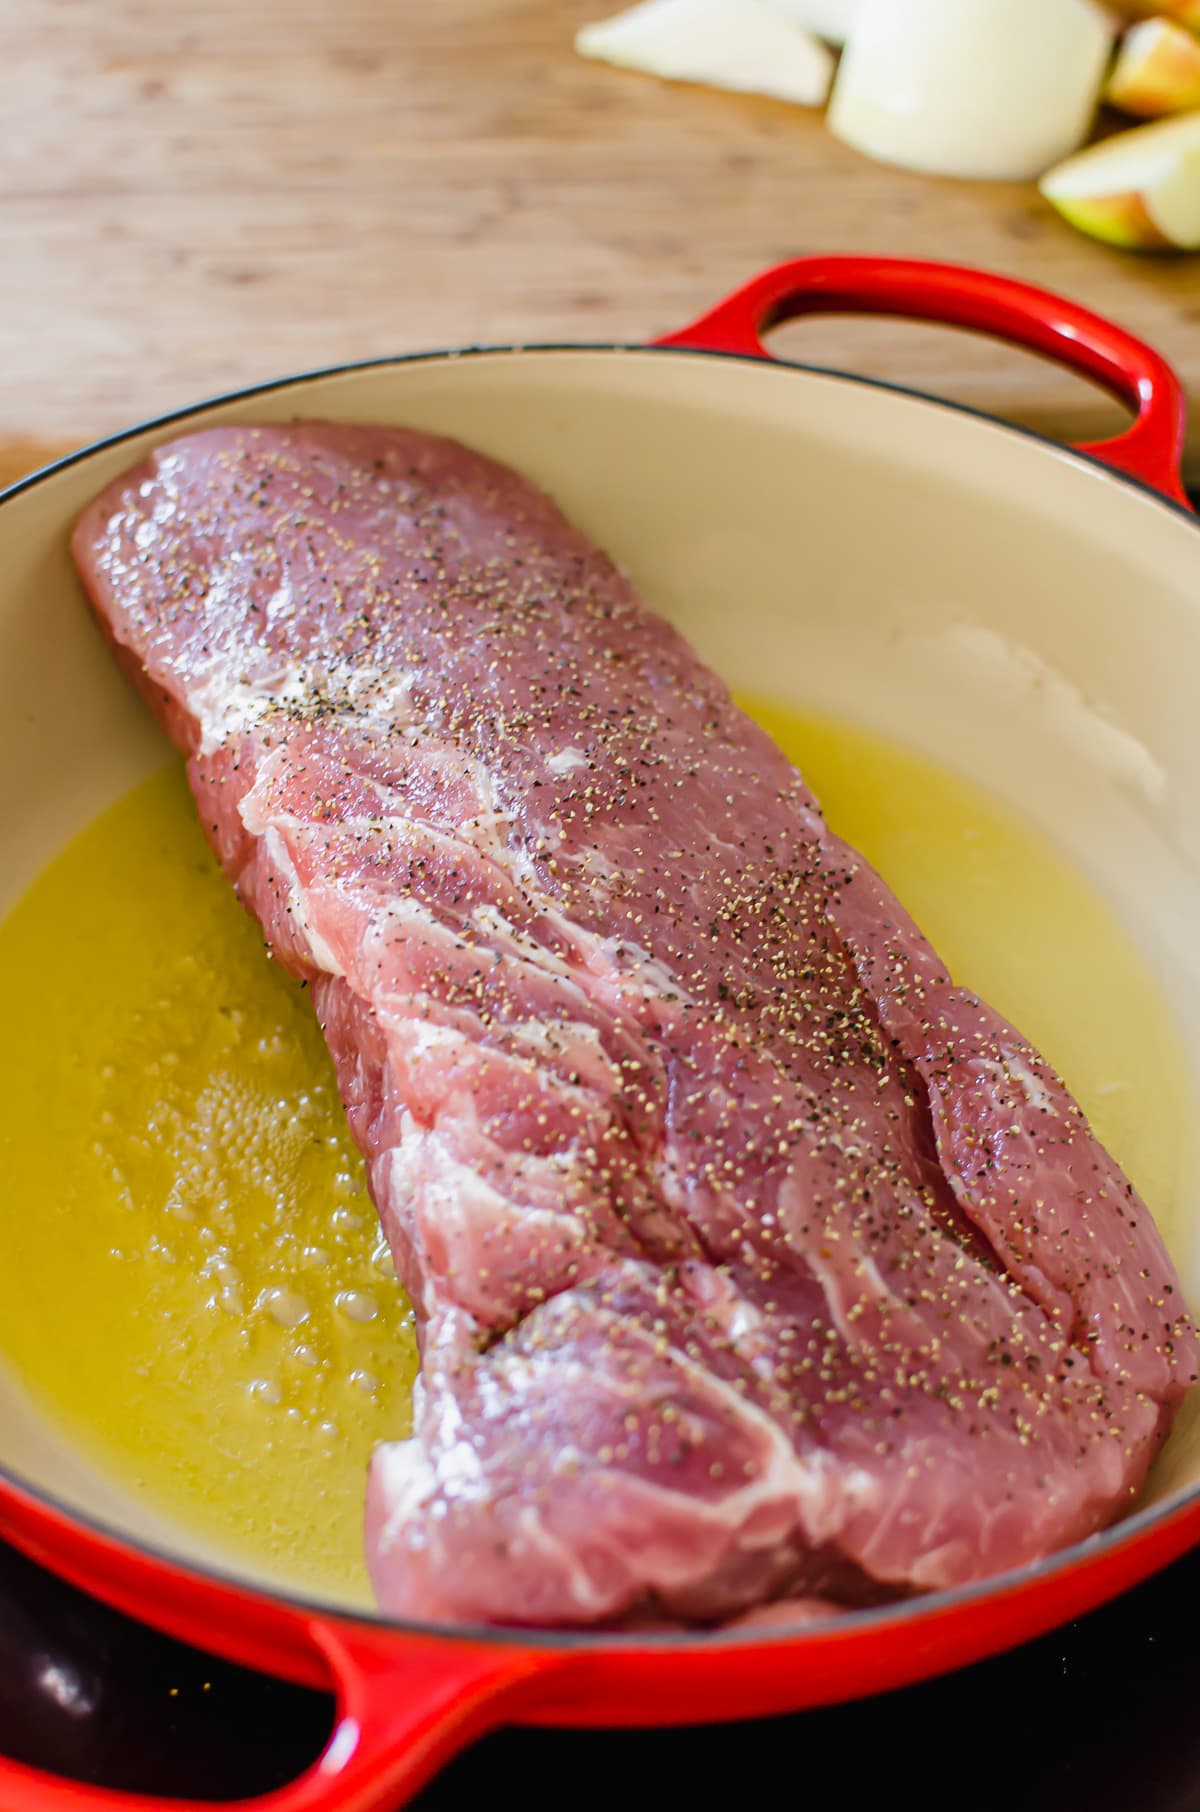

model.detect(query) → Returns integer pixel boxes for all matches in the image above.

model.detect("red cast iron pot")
[0,257,1196,1810]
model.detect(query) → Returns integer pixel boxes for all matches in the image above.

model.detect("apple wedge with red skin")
[1040,111,1200,250]
[1107,18,1200,116]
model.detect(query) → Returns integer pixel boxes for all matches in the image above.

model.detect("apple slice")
[1106,18,1200,115]
[575,0,835,107]
[762,0,861,42]
[1107,2,1200,28]
[828,0,1114,182]
[1040,112,1200,249]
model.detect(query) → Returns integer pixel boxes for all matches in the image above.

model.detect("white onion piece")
[762,0,862,43]
[576,0,835,108]
[828,0,1114,182]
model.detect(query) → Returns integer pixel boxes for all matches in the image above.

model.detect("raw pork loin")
[73,423,1197,1628]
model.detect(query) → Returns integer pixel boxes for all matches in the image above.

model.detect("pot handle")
[0,1622,560,1812]
[249,1621,560,1812]
[654,256,1192,511]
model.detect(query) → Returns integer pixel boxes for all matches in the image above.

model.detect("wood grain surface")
[2,0,1198,485]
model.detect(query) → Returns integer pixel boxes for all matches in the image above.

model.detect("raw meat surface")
[72,423,1198,1628]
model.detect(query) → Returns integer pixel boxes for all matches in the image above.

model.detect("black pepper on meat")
[72,422,1198,1630]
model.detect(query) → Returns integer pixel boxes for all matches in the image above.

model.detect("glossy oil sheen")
[0,705,1187,1603]
[0,762,416,1605]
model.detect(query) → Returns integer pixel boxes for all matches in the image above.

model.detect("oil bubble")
[335,1290,378,1324]
[262,1287,309,1329]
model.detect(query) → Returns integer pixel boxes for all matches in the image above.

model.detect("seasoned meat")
[72,423,1197,1627]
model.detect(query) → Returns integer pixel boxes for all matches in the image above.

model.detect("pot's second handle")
[655,256,1192,511]
[247,1621,560,1812]
[0,1622,560,1812]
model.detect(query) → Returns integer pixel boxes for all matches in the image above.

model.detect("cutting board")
[2,0,1198,488]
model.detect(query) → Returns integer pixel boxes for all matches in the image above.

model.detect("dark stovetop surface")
[3,1533,1200,1812]
[5,481,1199,1812]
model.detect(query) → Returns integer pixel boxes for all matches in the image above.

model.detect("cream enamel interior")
[2,345,1200,1608]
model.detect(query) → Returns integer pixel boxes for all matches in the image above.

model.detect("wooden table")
[3,0,1199,490]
